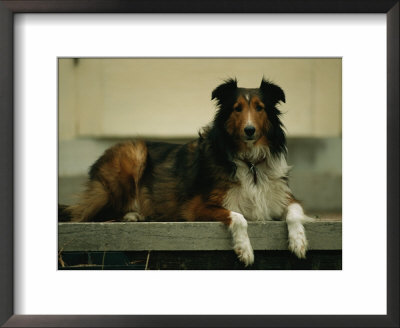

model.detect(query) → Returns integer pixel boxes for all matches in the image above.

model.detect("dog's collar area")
[239,158,266,184]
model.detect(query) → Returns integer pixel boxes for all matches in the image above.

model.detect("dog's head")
[211,78,287,157]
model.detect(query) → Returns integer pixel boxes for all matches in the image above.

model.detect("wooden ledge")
[58,221,341,252]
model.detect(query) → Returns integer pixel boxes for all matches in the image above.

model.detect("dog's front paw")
[234,239,254,267]
[123,212,145,222]
[229,211,254,267]
[288,224,308,259]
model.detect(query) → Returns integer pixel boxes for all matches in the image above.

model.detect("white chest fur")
[223,155,291,221]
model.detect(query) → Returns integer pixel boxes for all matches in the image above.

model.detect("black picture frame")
[0,1,398,327]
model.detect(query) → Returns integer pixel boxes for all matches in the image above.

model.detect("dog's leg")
[285,202,308,259]
[67,141,148,222]
[228,211,254,266]
[183,202,254,266]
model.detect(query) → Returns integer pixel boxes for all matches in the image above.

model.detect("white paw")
[286,203,309,258]
[123,212,145,222]
[229,211,254,267]
[233,239,254,267]
[288,224,308,259]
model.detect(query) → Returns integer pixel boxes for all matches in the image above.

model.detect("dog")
[59,78,310,266]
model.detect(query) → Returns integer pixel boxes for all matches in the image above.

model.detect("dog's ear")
[211,78,238,105]
[260,78,287,156]
[259,78,286,105]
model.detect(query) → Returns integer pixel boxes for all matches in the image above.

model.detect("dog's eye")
[255,105,264,112]
[234,105,242,112]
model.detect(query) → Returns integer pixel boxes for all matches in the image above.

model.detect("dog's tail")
[58,204,72,222]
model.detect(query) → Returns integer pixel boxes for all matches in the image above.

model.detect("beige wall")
[59,58,341,140]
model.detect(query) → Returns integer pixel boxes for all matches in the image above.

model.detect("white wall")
[59,58,341,140]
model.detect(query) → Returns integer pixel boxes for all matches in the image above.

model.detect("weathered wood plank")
[58,221,341,251]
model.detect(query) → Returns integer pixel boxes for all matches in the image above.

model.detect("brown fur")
[67,141,147,222]
[181,188,232,225]
[226,95,269,152]
[69,180,109,222]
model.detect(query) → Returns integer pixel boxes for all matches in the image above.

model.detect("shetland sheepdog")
[59,78,311,266]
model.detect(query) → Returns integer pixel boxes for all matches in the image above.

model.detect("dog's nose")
[244,126,256,137]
